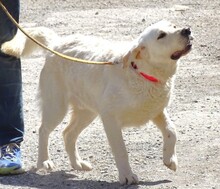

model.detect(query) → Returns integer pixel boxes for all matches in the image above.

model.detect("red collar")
[131,62,159,83]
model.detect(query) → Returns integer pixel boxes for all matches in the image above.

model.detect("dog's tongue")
[171,51,183,60]
[171,44,192,60]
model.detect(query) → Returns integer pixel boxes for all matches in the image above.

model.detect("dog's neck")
[129,60,177,84]
[130,62,159,83]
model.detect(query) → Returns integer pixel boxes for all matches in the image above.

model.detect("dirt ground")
[0,0,219,188]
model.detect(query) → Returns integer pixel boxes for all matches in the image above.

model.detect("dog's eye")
[157,32,167,40]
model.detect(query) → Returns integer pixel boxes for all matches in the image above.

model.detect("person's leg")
[0,0,20,44]
[0,0,24,174]
[0,53,24,145]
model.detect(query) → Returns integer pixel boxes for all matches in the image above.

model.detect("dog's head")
[123,20,193,70]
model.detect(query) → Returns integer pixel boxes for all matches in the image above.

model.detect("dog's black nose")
[181,28,191,37]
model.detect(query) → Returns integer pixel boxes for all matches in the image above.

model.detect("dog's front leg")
[101,114,138,185]
[152,110,178,171]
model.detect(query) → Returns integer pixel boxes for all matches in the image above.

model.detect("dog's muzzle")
[171,28,193,60]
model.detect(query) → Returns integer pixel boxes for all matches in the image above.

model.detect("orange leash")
[0,1,113,65]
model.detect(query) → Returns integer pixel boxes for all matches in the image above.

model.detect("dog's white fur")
[1,20,193,184]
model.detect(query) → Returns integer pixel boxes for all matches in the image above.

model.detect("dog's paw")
[37,160,55,171]
[71,160,92,171]
[119,172,139,185]
[164,155,178,171]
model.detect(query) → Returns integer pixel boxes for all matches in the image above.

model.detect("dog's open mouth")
[171,44,192,60]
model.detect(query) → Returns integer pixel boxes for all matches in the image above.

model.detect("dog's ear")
[122,45,146,68]
[122,50,131,68]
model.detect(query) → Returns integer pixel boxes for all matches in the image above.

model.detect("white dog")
[1,20,193,185]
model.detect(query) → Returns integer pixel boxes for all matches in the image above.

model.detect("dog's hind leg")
[152,110,178,171]
[63,108,97,171]
[37,67,68,171]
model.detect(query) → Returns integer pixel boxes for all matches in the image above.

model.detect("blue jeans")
[0,0,24,146]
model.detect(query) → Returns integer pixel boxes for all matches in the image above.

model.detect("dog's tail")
[1,27,59,58]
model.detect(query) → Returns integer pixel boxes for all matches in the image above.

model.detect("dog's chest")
[120,83,171,127]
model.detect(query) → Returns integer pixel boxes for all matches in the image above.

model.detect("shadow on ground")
[0,170,172,189]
